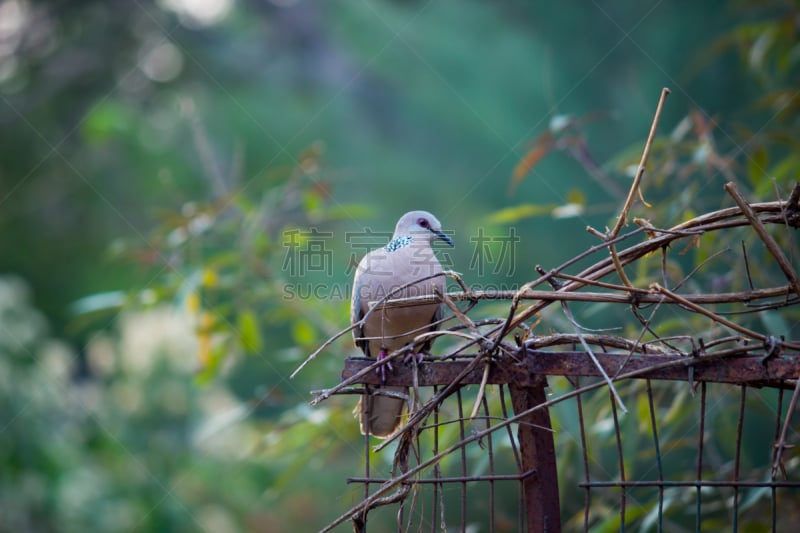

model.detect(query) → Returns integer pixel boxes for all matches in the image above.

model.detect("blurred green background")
[1,0,799,531]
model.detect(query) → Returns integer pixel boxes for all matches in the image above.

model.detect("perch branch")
[376,285,794,308]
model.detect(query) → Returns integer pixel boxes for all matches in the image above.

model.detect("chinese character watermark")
[469,227,520,276]
[281,225,521,300]
[344,228,393,276]
[281,228,333,276]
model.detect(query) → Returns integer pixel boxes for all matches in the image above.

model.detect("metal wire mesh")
[328,354,800,532]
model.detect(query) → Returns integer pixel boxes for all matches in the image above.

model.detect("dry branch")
[725,181,800,301]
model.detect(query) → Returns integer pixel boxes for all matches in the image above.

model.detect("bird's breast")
[356,245,444,352]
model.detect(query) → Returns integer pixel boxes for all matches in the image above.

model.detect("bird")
[351,210,453,437]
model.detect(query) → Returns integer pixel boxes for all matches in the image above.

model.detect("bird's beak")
[432,229,454,247]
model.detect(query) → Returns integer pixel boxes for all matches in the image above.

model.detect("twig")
[672,247,732,292]
[608,246,634,288]
[470,362,491,419]
[291,321,360,379]
[525,333,669,354]
[724,181,800,302]
[652,284,800,350]
[742,240,754,291]
[610,87,670,238]
[593,87,669,288]
[377,285,794,307]
[772,377,800,478]
[560,299,628,412]
[494,203,794,336]
[435,288,493,419]
[373,351,491,452]
[615,298,669,378]
[787,182,800,209]
[435,287,481,339]
[310,347,413,406]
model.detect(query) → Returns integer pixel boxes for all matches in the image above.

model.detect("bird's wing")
[350,261,370,357]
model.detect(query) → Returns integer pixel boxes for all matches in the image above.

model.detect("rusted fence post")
[510,376,561,533]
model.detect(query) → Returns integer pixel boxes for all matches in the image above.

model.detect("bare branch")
[724,181,800,301]
[610,87,670,238]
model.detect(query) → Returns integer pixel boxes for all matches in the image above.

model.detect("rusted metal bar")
[431,385,440,533]
[574,379,591,533]
[483,395,497,533]
[509,377,561,533]
[610,389,626,529]
[733,386,747,531]
[646,379,665,532]
[342,352,800,387]
[579,480,800,488]
[346,470,537,484]
[696,382,707,532]
[499,384,526,531]
[456,388,467,529]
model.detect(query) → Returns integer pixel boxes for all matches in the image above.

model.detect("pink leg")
[376,349,393,383]
[403,352,424,364]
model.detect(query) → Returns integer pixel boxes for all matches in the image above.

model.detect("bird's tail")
[356,386,407,437]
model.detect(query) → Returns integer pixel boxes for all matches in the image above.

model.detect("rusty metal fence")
[325,347,800,532]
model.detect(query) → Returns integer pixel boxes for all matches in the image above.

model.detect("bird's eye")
[417,218,430,228]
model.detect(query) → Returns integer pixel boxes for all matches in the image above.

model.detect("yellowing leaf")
[186,291,201,314]
[509,133,554,192]
[196,312,215,368]
[486,204,553,224]
[202,268,219,288]
[566,188,586,206]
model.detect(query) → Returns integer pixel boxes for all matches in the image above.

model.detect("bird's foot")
[403,352,424,364]
[376,349,393,383]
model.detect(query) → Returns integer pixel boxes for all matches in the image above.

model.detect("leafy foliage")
[1,0,799,531]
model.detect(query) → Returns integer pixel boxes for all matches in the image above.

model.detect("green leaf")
[195,344,228,384]
[747,146,768,187]
[81,100,134,143]
[772,154,800,182]
[238,309,263,354]
[291,320,316,346]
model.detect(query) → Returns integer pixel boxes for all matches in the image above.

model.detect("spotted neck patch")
[384,235,413,252]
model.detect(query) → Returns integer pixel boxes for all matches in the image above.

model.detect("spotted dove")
[351,210,453,437]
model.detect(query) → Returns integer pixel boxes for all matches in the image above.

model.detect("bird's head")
[395,210,454,247]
